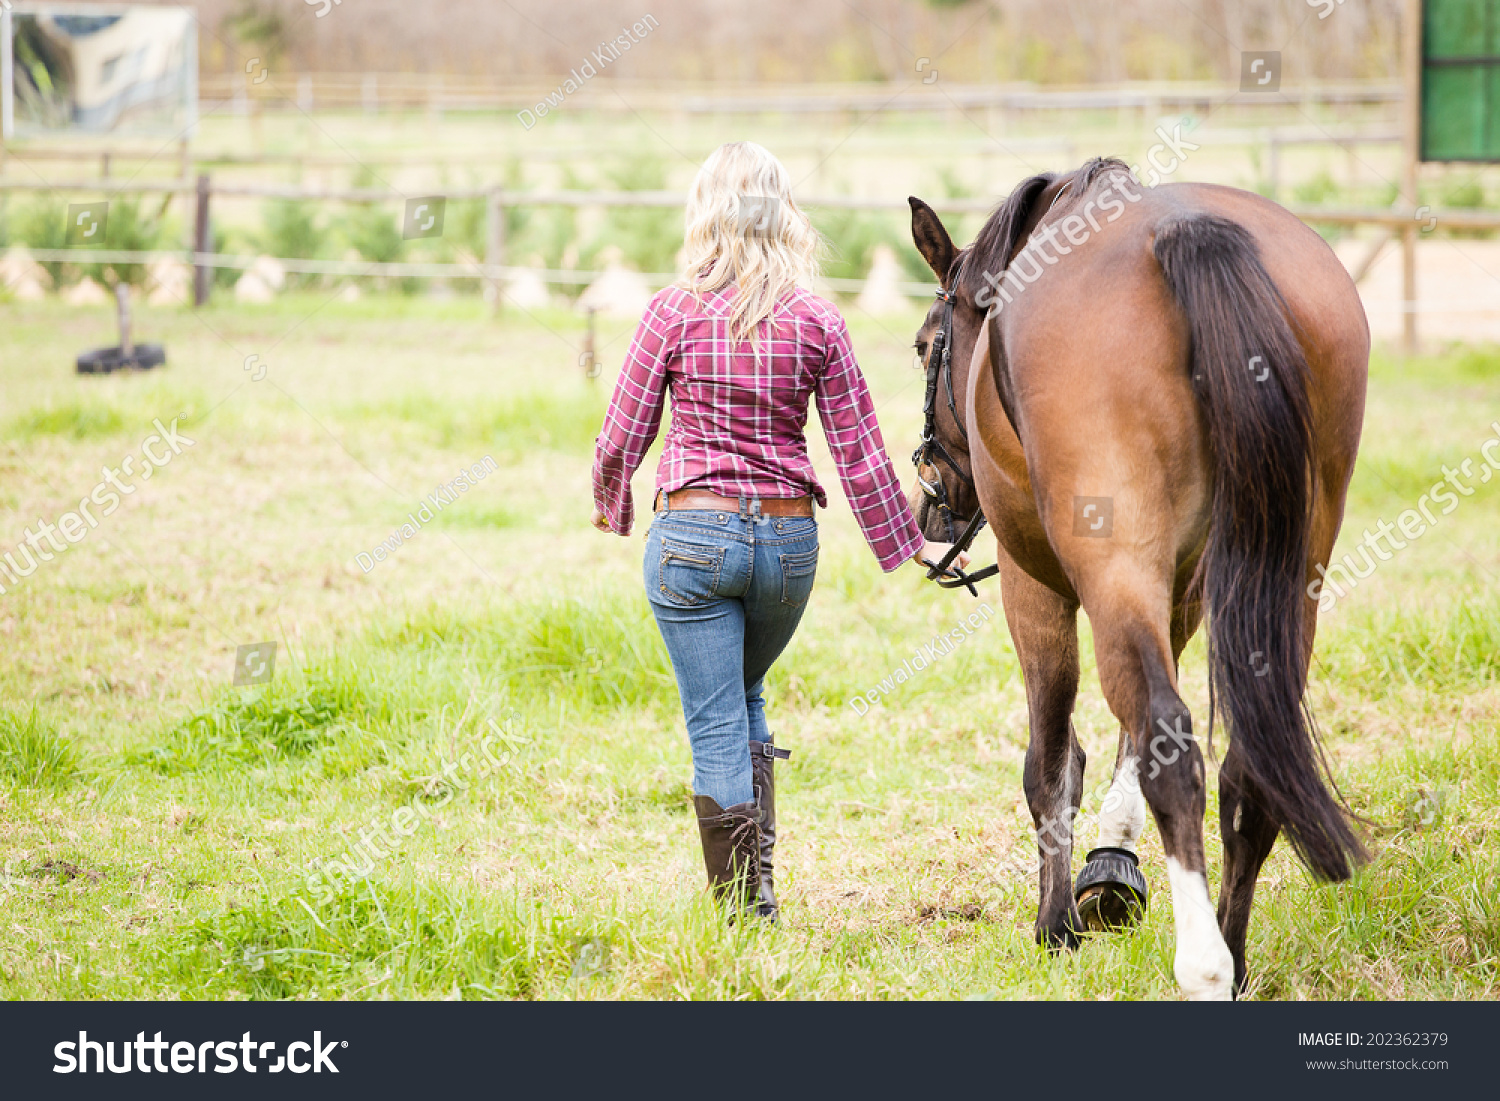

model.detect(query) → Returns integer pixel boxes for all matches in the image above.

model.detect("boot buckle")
[756,742,791,760]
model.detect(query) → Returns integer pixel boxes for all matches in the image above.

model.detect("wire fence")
[14,247,937,297]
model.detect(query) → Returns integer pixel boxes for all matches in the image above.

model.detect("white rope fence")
[16,248,942,298]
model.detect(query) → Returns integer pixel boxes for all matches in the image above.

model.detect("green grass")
[4,382,211,442]
[0,707,80,789]
[4,577,1495,1000]
[0,298,1497,1001]
[130,680,368,775]
[9,400,130,441]
[348,390,606,454]
[1317,591,1500,698]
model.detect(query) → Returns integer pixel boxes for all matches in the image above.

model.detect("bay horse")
[907,158,1369,998]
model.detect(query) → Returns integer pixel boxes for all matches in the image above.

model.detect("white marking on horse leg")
[1058,745,1078,843]
[1165,856,1234,1000]
[1095,756,1145,852]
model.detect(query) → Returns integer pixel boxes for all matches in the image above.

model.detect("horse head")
[907,163,1128,543]
[906,197,987,544]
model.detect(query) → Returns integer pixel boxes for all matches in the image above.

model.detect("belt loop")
[749,497,762,520]
[738,496,750,521]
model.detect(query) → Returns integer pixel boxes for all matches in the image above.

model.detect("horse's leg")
[1074,723,1148,931]
[1214,743,1280,996]
[1078,593,1201,931]
[1095,728,1145,849]
[1086,572,1232,999]
[995,552,1086,949]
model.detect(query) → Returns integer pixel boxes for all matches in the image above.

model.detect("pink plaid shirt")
[592,284,924,572]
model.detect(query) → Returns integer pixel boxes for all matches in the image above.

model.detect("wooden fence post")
[1400,0,1422,354]
[194,174,211,308]
[486,186,506,315]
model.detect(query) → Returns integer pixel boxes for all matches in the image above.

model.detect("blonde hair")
[677,141,821,349]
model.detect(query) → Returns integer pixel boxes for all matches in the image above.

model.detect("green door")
[1423,0,1500,161]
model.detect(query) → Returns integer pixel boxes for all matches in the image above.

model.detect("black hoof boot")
[1074,847,1148,933]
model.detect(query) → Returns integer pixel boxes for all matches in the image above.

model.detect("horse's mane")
[957,157,1132,301]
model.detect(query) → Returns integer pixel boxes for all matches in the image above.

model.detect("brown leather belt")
[655,488,815,518]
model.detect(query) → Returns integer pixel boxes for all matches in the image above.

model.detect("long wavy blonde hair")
[678,141,822,349]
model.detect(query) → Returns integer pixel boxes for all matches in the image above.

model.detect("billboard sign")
[2,3,197,139]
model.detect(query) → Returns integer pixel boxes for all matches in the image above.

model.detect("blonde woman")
[591,141,965,921]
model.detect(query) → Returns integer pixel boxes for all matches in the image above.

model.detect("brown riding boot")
[693,795,762,918]
[750,739,791,921]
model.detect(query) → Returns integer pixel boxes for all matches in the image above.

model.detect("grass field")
[1,289,1497,1000]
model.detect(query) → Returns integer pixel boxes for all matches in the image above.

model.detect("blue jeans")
[644,506,819,808]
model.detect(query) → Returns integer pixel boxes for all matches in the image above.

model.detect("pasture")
[1,286,1497,1000]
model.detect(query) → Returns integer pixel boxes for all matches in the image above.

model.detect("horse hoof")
[1074,847,1148,933]
[1036,920,1083,953]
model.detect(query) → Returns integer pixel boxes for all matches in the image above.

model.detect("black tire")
[76,347,123,374]
[132,343,166,369]
[76,344,167,374]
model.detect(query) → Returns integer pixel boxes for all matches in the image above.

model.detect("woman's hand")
[913,539,970,574]
[591,508,612,533]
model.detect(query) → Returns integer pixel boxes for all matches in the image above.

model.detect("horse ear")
[909,197,956,284]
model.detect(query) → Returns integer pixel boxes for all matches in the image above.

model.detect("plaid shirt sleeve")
[814,312,926,572]
[592,294,679,535]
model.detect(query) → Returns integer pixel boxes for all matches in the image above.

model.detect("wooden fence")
[2,175,1496,329]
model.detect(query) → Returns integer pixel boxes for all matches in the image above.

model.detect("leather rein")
[912,257,999,597]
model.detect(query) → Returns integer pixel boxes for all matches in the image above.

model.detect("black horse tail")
[1153,215,1365,882]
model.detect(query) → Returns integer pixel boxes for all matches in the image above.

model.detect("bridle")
[912,255,999,596]
[911,179,1075,595]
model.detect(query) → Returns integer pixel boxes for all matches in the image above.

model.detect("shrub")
[84,195,171,288]
[261,199,329,288]
[0,195,67,285]
[584,155,680,276]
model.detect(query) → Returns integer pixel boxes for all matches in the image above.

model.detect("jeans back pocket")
[779,546,819,606]
[657,538,725,606]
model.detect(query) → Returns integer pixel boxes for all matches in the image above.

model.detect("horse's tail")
[1153,215,1365,882]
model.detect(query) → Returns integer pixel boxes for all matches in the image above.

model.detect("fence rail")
[1,135,1089,170]
[192,75,1404,117]
[0,127,1400,172]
